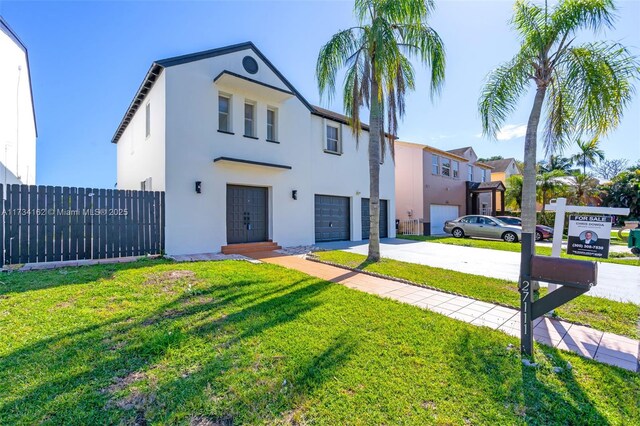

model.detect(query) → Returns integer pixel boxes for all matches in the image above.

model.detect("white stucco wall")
[0,22,36,186]
[310,116,396,242]
[117,46,396,255]
[116,71,166,191]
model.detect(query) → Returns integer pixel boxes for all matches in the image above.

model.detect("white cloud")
[496,124,527,141]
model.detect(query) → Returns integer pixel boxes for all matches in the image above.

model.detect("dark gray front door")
[361,198,388,239]
[315,195,350,242]
[226,185,268,244]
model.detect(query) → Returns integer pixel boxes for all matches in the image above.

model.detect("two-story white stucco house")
[113,42,395,255]
[0,17,37,187]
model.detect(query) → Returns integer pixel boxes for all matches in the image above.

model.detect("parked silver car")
[443,215,522,243]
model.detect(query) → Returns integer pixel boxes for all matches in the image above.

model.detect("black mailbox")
[530,256,597,289]
[520,254,598,357]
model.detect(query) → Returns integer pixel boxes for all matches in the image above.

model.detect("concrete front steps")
[221,241,281,255]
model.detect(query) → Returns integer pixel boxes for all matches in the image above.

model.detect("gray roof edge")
[111,63,164,143]
[1,16,38,137]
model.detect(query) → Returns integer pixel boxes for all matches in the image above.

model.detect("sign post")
[544,199,629,293]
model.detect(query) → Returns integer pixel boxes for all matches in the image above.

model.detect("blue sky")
[2,0,639,188]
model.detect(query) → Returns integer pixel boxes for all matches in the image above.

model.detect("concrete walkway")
[317,239,640,304]
[250,251,639,372]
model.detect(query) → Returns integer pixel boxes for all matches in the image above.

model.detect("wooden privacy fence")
[1,184,165,266]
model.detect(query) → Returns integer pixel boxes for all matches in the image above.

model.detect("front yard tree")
[505,174,524,210]
[601,166,640,219]
[570,172,600,205]
[536,169,568,213]
[572,138,605,174]
[478,0,638,276]
[539,155,574,174]
[594,158,629,180]
[316,0,445,262]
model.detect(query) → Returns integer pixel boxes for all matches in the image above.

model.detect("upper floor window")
[244,101,256,137]
[145,103,151,138]
[218,95,231,132]
[481,169,487,182]
[452,161,459,179]
[467,164,474,181]
[432,155,439,175]
[441,158,451,177]
[267,107,277,141]
[325,124,340,153]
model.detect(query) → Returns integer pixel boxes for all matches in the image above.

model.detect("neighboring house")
[0,17,37,187]
[395,142,504,235]
[113,42,395,255]
[481,158,521,209]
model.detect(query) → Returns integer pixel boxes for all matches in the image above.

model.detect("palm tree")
[505,174,524,210]
[571,138,605,174]
[539,155,574,174]
[317,0,445,262]
[479,0,637,261]
[536,169,568,213]
[569,172,599,205]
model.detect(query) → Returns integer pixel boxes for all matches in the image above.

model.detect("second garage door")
[430,204,459,235]
[315,195,350,242]
[361,198,388,239]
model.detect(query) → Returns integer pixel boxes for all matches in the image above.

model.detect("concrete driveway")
[316,238,640,304]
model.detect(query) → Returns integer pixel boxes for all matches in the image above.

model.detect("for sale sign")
[566,215,612,259]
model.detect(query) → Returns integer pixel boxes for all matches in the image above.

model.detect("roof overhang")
[467,181,506,192]
[475,162,494,170]
[213,156,291,170]
[111,63,163,143]
[214,71,295,103]
[395,141,468,162]
[1,17,38,137]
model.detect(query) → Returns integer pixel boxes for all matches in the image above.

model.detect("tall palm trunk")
[367,77,383,262]
[520,86,546,290]
[522,86,546,236]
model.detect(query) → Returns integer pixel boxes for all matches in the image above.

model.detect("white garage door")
[430,205,459,235]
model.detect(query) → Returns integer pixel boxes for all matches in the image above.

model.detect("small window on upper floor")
[218,94,231,133]
[432,155,439,175]
[468,164,474,181]
[452,161,459,179]
[244,101,257,138]
[325,124,340,154]
[145,103,151,138]
[481,169,487,182]
[441,158,451,177]
[267,107,278,142]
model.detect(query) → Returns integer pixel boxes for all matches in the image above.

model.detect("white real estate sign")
[566,215,613,259]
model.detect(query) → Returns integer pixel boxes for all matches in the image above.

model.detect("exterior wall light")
[195,181,202,194]
[292,190,298,200]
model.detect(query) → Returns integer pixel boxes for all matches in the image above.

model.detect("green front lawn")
[398,235,639,266]
[0,259,638,424]
[315,251,640,340]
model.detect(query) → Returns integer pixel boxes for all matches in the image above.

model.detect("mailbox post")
[520,256,597,357]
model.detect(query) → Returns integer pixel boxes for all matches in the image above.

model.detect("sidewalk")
[250,251,639,372]
[316,239,640,304]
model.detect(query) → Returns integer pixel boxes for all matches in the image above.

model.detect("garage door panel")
[315,195,350,242]
[361,198,388,239]
[430,205,459,235]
